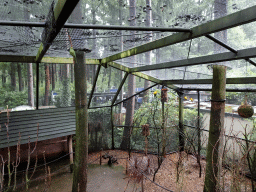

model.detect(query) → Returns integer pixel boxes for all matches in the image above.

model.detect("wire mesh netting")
[88,107,112,152]
[112,86,181,153]
[0,0,255,93]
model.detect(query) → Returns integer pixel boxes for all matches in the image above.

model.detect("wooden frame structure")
[0,4,255,99]
[1,1,256,191]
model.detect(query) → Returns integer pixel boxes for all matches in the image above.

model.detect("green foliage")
[0,86,27,109]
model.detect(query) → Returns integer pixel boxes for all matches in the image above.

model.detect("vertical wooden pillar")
[68,135,74,172]
[178,91,184,152]
[111,106,115,149]
[72,50,88,192]
[197,90,202,177]
[36,63,39,109]
[161,98,166,158]
[204,65,226,192]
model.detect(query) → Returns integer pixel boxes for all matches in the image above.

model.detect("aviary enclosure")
[0,0,256,191]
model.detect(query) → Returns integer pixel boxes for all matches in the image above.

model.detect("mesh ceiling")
[0,0,256,90]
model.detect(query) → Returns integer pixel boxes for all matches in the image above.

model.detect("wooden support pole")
[178,91,184,152]
[72,50,88,192]
[161,99,166,159]
[197,91,202,178]
[68,135,74,172]
[36,63,39,109]
[111,106,115,149]
[204,65,226,192]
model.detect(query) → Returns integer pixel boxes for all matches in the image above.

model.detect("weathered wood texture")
[72,50,88,192]
[204,65,226,192]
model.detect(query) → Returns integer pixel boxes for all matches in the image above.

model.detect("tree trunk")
[60,64,71,107]
[120,0,136,150]
[10,63,16,91]
[44,64,50,106]
[91,2,97,87]
[72,51,88,192]
[27,63,34,107]
[52,64,55,90]
[70,64,74,83]
[120,74,135,150]
[178,92,184,151]
[204,65,226,192]
[17,64,23,91]
[214,0,227,52]
[2,65,6,87]
[119,0,124,112]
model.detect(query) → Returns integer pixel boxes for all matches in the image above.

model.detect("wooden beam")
[205,34,237,53]
[113,83,158,106]
[130,47,256,72]
[87,65,101,108]
[64,23,191,32]
[180,88,256,92]
[107,61,176,89]
[100,5,256,64]
[43,57,99,64]
[164,77,256,85]
[0,55,35,63]
[0,20,190,32]
[35,0,80,63]
[108,61,131,72]
[111,72,129,106]
[205,35,256,67]
[0,55,100,64]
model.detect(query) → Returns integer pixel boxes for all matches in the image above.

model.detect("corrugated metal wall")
[0,107,76,148]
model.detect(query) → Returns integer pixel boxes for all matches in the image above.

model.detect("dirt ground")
[20,150,252,192]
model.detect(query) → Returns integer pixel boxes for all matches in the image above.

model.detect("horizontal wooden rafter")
[0,55,100,64]
[164,77,256,85]
[101,5,256,64]
[35,0,80,63]
[107,61,173,88]
[181,88,256,92]
[129,47,256,72]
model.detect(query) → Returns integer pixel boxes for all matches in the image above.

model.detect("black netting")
[112,86,181,153]
[88,107,111,152]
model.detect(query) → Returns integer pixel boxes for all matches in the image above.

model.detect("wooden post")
[161,99,166,158]
[72,50,89,192]
[197,91,202,178]
[68,135,74,172]
[204,65,226,192]
[178,91,184,152]
[111,106,114,149]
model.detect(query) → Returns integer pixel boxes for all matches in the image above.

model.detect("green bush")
[0,87,27,109]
